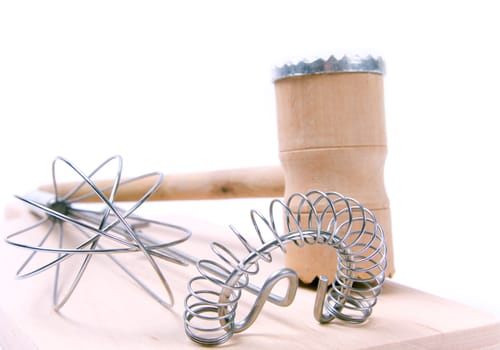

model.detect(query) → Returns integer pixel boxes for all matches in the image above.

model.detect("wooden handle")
[38,166,285,202]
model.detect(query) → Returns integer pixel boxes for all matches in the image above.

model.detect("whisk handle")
[39,166,284,201]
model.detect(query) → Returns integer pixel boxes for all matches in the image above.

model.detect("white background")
[1,0,499,319]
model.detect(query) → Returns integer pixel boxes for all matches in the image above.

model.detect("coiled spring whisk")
[184,190,387,345]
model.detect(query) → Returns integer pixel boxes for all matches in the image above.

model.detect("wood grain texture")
[274,72,395,282]
[38,166,284,201]
[1,205,498,349]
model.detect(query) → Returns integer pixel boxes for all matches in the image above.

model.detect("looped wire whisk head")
[5,155,192,310]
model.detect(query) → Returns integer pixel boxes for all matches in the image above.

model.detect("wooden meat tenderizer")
[37,54,395,284]
[272,54,395,283]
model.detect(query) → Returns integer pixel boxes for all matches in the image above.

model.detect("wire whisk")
[184,190,387,345]
[5,155,192,310]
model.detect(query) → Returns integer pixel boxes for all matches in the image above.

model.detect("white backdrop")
[1,1,499,317]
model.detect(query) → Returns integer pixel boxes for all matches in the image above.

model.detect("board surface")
[1,205,499,350]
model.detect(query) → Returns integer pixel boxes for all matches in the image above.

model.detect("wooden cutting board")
[1,204,499,350]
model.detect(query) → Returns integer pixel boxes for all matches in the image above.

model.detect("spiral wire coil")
[184,190,387,345]
[4,155,192,310]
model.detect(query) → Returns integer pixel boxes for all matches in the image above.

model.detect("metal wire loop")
[4,155,192,310]
[184,190,387,345]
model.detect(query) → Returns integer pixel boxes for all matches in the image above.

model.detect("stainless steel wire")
[4,155,192,310]
[184,190,387,345]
